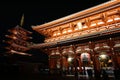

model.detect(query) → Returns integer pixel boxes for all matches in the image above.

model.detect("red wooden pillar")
[95,55,101,71]
[108,38,119,70]
[60,50,63,74]
[89,41,101,78]
[49,58,54,74]
[78,56,83,73]
[72,45,79,80]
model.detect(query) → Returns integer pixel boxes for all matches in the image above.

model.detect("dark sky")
[0,0,110,43]
[0,0,110,47]
[0,0,110,63]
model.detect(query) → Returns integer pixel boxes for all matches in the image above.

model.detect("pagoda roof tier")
[9,25,32,35]
[6,43,30,52]
[7,50,32,56]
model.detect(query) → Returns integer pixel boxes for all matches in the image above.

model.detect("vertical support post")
[72,45,78,80]
[58,47,63,75]
[78,56,83,74]
[89,41,101,79]
[108,38,120,79]
[108,38,119,69]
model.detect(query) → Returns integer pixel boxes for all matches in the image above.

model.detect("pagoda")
[4,25,32,56]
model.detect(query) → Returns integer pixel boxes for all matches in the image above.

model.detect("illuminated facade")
[31,0,120,77]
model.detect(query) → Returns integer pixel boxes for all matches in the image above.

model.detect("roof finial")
[20,14,24,27]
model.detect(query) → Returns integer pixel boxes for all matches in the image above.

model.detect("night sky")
[0,0,110,63]
[0,0,110,41]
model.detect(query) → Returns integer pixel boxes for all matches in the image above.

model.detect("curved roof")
[32,0,120,30]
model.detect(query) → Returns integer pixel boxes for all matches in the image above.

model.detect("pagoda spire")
[20,14,24,27]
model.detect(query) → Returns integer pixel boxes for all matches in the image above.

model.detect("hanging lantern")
[68,56,74,62]
[67,56,74,66]
[98,52,109,63]
[80,52,90,62]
